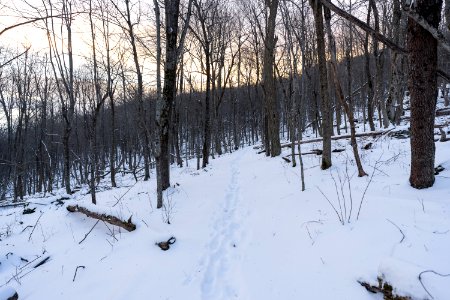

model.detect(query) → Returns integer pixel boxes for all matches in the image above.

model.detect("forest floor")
[1,119,450,299]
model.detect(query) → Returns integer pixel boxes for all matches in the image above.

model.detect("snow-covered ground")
[1,127,450,299]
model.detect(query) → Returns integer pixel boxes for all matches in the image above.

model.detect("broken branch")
[66,205,136,232]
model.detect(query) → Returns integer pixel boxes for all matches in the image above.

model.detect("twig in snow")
[21,225,32,233]
[28,212,44,241]
[305,225,315,245]
[356,153,382,220]
[317,186,344,225]
[79,220,100,244]
[386,219,405,243]
[112,181,138,207]
[19,255,41,270]
[141,219,149,228]
[73,266,86,282]
[34,256,50,268]
[433,230,449,234]
[344,159,355,223]
[330,170,345,223]
[102,221,118,241]
[418,270,450,299]
[0,256,44,288]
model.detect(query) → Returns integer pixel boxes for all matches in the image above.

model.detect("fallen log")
[0,202,28,209]
[257,130,393,154]
[282,130,393,148]
[436,108,450,117]
[283,148,347,161]
[66,205,136,232]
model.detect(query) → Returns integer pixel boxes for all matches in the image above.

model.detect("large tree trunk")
[310,0,332,169]
[262,0,281,157]
[408,0,442,189]
[156,0,180,208]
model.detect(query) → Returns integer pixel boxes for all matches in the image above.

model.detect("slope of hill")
[1,124,450,300]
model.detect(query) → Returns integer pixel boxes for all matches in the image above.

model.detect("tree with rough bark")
[156,0,193,209]
[262,0,281,157]
[408,0,443,189]
[309,0,332,170]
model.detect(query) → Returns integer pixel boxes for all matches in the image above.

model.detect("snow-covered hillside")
[1,132,450,299]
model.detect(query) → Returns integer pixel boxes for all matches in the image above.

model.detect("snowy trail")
[199,149,248,300]
[2,139,450,300]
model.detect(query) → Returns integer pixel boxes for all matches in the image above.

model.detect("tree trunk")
[324,7,367,177]
[408,0,442,189]
[263,0,281,157]
[364,5,376,132]
[386,0,404,124]
[156,0,181,208]
[310,0,332,169]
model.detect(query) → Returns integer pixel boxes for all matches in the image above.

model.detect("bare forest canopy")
[0,0,449,204]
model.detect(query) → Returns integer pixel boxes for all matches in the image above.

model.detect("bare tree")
[309,0,332,170]
[409,0,443,188]
[156,0,193,208]
[262,0,281,157]
[43,0,77,194]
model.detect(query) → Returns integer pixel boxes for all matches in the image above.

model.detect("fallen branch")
[0,202,28,209]
[28,212,44,241]
[418,270,450,300]
[20,225,33,233]
[319,0,406,53]
[282,130,392,148]
[79,220,100,244]
[73,266,86,282]
[66,205,136,232]
[34,256,50,268]
[258,130,392,154]
[282,157,291,163]
[112,181,138,207]
[436,108,450,117]
[386,219,406,243]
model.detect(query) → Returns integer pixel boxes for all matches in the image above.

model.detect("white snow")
[1,125,450,299]
[0,286,17,300]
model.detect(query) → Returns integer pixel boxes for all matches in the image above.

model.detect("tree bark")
[310,0,332,169]
[263,0,281,157]
[156,0,181,208]
[324,7,367,177]
[408,0,442,189]
[67,205,136,232]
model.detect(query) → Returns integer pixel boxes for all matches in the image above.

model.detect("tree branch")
[319,0,407,53]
